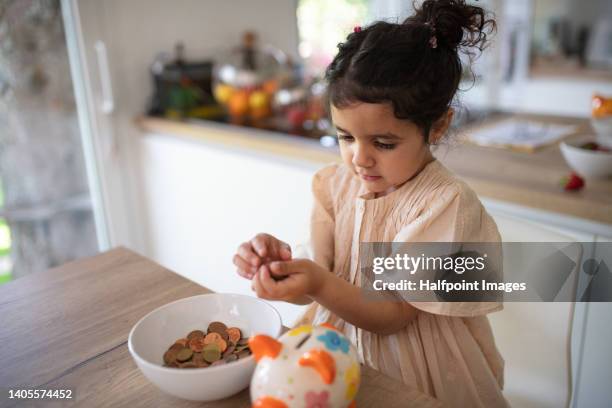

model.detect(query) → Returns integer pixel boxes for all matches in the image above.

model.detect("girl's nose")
[352,144,374,168]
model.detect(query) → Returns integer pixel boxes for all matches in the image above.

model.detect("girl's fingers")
[275,239,292,261]
[232,254,256,279]
[269,259,309,277]
[259,265,280,296]
[251,270,273,300]
[251,234,270,258]
[238,242,261,267]
[248,234,291,262]
[262,266,305,301]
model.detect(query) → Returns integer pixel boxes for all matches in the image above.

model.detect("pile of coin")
[163,321,251,368]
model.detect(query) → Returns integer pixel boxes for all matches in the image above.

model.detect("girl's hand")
[233,233,292,280]
[251,259,327,302]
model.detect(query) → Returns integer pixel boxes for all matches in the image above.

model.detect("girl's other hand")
[232,233,292,280]
[251,259,326,302]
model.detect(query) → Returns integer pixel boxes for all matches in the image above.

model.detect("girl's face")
[331,102,449,197]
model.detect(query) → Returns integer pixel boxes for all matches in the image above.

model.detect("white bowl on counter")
[128,293,282,401]
[591,117,612,148]
[560,136,612,179]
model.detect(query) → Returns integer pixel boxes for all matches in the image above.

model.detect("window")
[0,178,11,284]
[297,0,369,77]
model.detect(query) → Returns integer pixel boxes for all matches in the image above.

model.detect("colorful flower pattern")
[305,390,330,408]
[287,325,312,337]
[316,330,349,354]
[344,362,360,400]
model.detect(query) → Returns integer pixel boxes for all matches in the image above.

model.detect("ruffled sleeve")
[393,182,503,317]
[309,164,337,271]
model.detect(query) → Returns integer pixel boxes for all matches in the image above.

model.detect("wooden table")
[0,248,442,408]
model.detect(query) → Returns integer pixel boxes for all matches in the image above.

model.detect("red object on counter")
[286,106,307,128]
[560,172,585,191]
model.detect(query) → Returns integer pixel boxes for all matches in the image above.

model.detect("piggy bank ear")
[320,322,341,332]
[252,396,288,408]
[298,349,336,384]
[249,335,282,362]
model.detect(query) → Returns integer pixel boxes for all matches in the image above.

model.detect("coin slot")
[296,333,311,349]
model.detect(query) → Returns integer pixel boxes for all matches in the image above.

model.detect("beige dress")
[298,160,509,408]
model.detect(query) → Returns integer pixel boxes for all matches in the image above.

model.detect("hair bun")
[405,0,496,52]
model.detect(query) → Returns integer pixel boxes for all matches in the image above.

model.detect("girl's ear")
[429,108,454,144]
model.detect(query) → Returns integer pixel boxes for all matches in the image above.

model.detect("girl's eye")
[337,134,353,142]
[375,141,396,150]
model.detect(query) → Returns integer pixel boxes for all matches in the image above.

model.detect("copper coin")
[168,343,183,353]
[176,347,193,362]
[187,330,205,340]
[180,362,198,369]
[208,321,227,335]
[192,352,209,368]
[237,337,249,346]
[203,344,221,363]
[223,354,238,363]
[174,338,189,347]
[189,337,206,352]
[163,349,178,365]
[211,360,226,366]
[215,338,228,353]
[223,345,236,357]
[237,349,251,359]
[235,344,249,353]
[227,327,241,344]
[203,332,222,345]
[165,361,180,368]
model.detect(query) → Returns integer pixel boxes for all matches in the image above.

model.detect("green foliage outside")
[0,178,12,284]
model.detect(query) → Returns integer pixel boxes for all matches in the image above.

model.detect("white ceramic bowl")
[128,293,282,401]
[560,136,612,179]
[591,117,612,148]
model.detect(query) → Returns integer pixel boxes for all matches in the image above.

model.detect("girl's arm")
[252,260,418,336]
[312,270,418,335]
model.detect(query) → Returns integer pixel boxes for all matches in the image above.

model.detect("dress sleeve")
[394,183,503,317]
[309,165,337,272]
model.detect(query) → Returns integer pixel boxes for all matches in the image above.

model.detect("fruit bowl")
[560,136,612,179]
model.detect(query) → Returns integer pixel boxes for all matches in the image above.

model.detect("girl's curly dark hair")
[325,0,496,142]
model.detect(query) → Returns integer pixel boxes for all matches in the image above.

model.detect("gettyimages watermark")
[359,242,611,302]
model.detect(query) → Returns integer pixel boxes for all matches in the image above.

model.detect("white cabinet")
[571,235,612,408]
[488,210,612,407]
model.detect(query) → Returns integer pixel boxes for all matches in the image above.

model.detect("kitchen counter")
[136,115,612,227]
[0,248,442,407]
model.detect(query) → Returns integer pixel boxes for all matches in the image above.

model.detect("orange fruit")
[228,90,250,117]
[249,90,270,110]
[592,94,612,118]
[213,84,234,105]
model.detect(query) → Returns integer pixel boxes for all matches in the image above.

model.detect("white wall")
[100,0,300,120]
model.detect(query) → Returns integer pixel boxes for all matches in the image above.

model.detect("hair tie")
[429,35,438,49]
[353,25,362,33]
[424,21,437,49]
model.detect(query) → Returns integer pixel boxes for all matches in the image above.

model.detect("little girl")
[233,1,508,406]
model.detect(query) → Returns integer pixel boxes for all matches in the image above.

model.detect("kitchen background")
[1,0,611,407]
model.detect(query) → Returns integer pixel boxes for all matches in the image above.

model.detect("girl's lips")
[360,174,382,181]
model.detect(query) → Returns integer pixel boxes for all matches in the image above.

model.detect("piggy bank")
[249,324,360,408]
